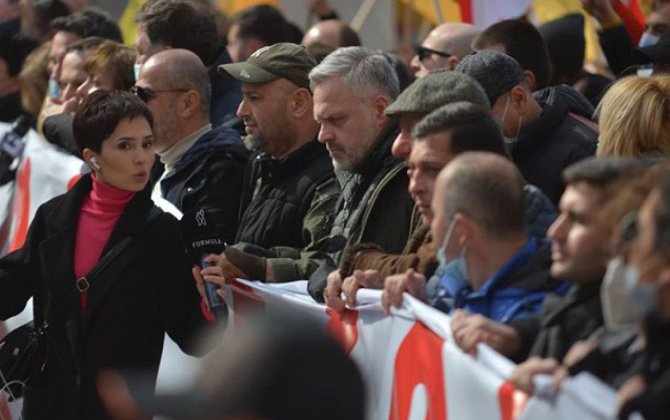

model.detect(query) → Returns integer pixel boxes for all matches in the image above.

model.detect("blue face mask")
[134,63,142,82]
[48,78,61,100]
[436,219,469,287]
[639,32,659,48]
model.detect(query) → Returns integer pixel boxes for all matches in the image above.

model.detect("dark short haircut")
[28,0,70,38]
[340,24,361,47]
[73,90,153,153]
[473,19,552,90]
[445,153,526,238]
[0,34,37,76]
[136,0,219,65]
[229,4,291,46]
[563,157,645,188]
[412,101,507,157]
[50,7,122,42]
[306,41,336,64]
[64,36,105,55]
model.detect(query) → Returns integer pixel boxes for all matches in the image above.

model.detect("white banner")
[223,279,619,420]
[0,123,84,256]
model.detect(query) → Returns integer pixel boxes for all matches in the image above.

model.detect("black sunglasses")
[130,85,188,102]
[416,45,452,61]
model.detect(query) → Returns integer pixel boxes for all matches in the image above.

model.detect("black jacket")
[619,316,670,420]
[235,140,334,250]
[209,47,242,130]
[0,175,208,419]
[508,281,603,362]
[513,86,598,205]
[159,124,250,243]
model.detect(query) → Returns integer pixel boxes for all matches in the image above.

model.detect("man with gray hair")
[135,48,249,242]
[410,22,481,78]
[382,151,563,322]
[328,102,557,311]
[455,49,597,205]
[308,46,415,302]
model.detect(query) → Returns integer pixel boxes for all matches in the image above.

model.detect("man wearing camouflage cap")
[455,49,597,205]
[209,42,337,283]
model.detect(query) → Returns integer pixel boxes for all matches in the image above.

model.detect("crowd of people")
[1,0,670,418]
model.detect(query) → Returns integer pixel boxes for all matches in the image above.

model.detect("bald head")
[434,152,526,242]
[411,23,481,77]
[142,48,211,111]
[302,19,361,49]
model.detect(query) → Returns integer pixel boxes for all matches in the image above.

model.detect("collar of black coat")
[256,138,331,180]
[44,173,157,240]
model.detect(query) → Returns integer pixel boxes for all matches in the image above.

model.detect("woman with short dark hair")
[0,90,211,419]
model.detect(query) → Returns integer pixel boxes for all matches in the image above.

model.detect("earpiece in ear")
[91,157,100,170]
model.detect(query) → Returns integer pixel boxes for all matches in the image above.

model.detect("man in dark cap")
[210,42,337,283]
[456,50,597,205]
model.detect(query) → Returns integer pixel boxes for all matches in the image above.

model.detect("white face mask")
[601,257,659,331]
[436,219,469,287]
[638,32,659,48]
[499,95,521,145]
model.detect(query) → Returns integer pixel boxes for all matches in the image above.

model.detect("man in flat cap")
[209,42,337,283]
[456,50,597,205]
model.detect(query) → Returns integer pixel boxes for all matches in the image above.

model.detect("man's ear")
[289,88,312,118]
[510,85,528,116]
[179,90,200,118]
[522,70,537,92]
[372,94,391,126]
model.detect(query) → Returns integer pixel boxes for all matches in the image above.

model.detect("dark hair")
[0,33,37,76]
[25,0,70,41]
[340,24,361,47]
[539,14,585,85]
[84,41,137,91]
[73,90,153,153]
[64,36,105,55]
[412,101,507,157]
[229,4,291,46]
[473,19,552,90]
[137,0,219,65]
[445,152,526,238]
[563,157,645,188]
[50,7,122,42]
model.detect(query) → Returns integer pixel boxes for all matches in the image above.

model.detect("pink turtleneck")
[74,175,135,314]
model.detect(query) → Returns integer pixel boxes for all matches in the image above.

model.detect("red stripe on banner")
[458,0,473,23]
[389,322,446,420]
[67,174,82,190]
[613,0,645,43]
[9,158,31,252]
[498,380,529,420]
[230,279,266,327]
[325,308,359,353]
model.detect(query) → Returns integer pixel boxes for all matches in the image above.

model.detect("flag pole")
[351,0,379,32]
[431,0,444,24]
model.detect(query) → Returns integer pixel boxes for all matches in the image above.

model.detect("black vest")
[235,140,334,249]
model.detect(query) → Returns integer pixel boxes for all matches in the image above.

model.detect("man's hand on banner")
[381,268,426,314]
[342,269,383,308]
[508,356,562,394]
[450,310,521,357]
[324,270,346,311]
[214,250,249,283]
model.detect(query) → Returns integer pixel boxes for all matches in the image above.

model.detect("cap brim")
[218,62,279,84]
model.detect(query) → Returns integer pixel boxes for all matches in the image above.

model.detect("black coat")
[513,86,598,205]
[0,175,208,419]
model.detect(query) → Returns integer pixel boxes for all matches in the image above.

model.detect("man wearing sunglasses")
[410,22,480,78]
[135,48,249,244]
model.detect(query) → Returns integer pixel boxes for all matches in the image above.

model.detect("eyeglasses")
[619,212,639,243]
[130,85,188,102]
[415,45,452,62]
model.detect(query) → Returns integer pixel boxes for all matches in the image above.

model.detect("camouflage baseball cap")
[218,43,317,90]
[384,69,490,117]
